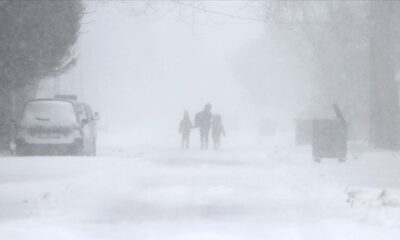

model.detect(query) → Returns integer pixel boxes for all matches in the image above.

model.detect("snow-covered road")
[0,144,400,239]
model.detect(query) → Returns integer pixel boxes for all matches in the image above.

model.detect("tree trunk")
[0,87,14,151]
[369,2,400,150]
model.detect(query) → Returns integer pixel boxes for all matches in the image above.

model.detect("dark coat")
[195,111,212,131]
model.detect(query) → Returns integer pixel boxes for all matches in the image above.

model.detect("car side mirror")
[93,112,100,121]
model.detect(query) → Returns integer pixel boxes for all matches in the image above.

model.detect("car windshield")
[20,101,78,128]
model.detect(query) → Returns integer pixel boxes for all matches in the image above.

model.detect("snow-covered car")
[13,99,98,156]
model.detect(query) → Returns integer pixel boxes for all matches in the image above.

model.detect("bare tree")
[264,1,400,149]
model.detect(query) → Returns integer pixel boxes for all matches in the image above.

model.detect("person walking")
[211,114,226,150]
[194,103,212,149]
[179,110,194,149]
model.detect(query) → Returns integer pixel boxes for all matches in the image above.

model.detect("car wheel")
[73,144,84,156]
[15,146,26,156]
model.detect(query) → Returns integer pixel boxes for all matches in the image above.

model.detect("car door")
[83,104,96,154]
[75,103,90,154]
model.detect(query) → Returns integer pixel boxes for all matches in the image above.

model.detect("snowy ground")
[1,138,400,239]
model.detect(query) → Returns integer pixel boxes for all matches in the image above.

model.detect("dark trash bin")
[312,119,347,162]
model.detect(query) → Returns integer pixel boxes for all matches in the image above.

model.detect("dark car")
[12,99,99,156]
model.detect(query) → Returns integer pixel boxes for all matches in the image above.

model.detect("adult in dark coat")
[195,103,212,149]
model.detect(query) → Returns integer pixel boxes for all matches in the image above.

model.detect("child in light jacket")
[179,110,194,149]
[211,114,226,150]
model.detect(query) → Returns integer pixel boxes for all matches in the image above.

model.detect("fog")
[52,1,308,147]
